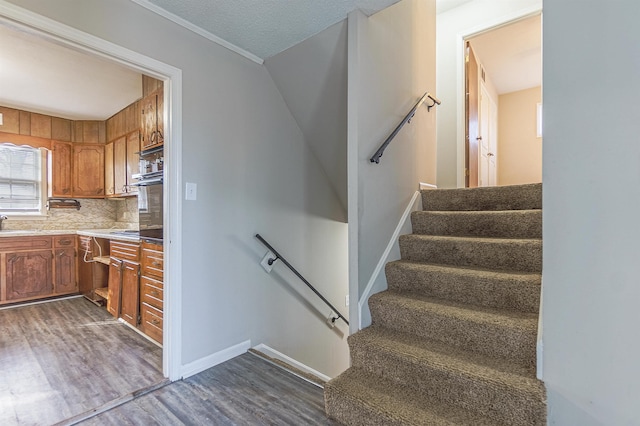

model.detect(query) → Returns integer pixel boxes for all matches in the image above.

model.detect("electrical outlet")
[345,294,349,307]
[260,251,277,273]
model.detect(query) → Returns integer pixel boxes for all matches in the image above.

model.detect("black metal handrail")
[369,91,441,164]
[255,234,349,326]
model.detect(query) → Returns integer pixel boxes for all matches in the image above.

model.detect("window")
[0,144,46,215]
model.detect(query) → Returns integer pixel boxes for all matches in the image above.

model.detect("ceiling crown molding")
[129,0,264,65]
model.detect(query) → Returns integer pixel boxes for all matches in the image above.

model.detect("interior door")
[479,84,490,186]
[488,99,498,186]
[465,42,479,187]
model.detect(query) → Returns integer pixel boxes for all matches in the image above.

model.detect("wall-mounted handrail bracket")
[255,233,349,326]
[370,91,441,164]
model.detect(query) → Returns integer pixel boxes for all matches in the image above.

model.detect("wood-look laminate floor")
[0,297,164,426]
[1,297,335,425]
[80,354,335,425]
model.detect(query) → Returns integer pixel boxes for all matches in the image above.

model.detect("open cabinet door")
[465,41,479,187]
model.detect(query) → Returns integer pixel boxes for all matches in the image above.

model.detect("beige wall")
[497,86,541,185]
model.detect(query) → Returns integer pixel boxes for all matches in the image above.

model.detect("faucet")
[0,215,7,230]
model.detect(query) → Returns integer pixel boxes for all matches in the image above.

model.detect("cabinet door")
[51,141,73,197]
[73,144,105,198]
[140,92,157,151]
[78,236,95,297]
[5,250,53,301]
[126,131,140,195]
[104,141,115,196]
[107,257,122,318]
[156,87,164,148]
[113,136,127,196]
[120,261,140,326]
[55,248,77,294]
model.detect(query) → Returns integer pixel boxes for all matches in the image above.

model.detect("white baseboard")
[181,340,251,379]
[252,344,332,382]
[358,190,423,329]
[419,182,437,190]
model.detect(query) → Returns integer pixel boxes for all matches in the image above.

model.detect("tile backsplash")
[3,198,139,231]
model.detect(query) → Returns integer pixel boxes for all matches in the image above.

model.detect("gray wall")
[349,0,436,330]
[435,0,541,188]
[543,1,640,424]
[265,20,348,220]
[7,0,350,378]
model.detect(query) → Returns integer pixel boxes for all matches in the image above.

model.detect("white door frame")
[0,1,184,381]
[455,6,541,187]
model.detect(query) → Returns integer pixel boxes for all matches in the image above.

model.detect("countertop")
[0,229,140,243]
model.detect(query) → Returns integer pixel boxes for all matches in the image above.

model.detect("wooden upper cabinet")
[140,88,163,151]
[50,141,73,197]
[126,131,140,195]
[104,141,115,196]
[113,136,127,196]
[73,144,105,198]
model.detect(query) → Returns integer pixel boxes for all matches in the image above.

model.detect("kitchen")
[0,22,169,422]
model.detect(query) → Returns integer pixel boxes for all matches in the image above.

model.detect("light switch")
[185,182,197,200]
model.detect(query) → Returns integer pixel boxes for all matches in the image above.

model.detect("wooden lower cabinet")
[140,241,164,344]
[120,261,140,327]
[107,240,140,327]
[0,235,78,305]
[5,250,53,301]
[54,248,77,294]
[107,257,122,317]
[140,302,163,343]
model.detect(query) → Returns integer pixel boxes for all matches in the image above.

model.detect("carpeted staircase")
[325,183,546,425]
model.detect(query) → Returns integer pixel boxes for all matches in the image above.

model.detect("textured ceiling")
[138,0,400,59]
[0,24,142,120]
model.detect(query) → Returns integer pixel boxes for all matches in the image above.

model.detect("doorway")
[463,13,542,187]
[0,5,182,383]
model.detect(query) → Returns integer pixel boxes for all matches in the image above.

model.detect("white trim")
[537,277,544,380]
[252,344,332,383]
[357,190,422,329]
[347,10,364,336]
[129,0,263,65]
[455,6,542,187]
[181,340,251,379]
[419,182,438,190]
[0,0,183,382]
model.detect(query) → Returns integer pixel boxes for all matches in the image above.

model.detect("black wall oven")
[133,170,163,240]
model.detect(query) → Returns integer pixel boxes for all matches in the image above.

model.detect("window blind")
[0,145,43,212]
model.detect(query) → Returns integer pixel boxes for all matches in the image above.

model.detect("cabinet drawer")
[54,235,76,248]
[140,302,163,344]
[110,240,139,262]
[141,242,163,279]
[0,236,52,251]
[141,275,163,310]
[78,236,92,252]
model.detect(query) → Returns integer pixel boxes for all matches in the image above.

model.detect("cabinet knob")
[152,262,161,267]
[151,318,160,325]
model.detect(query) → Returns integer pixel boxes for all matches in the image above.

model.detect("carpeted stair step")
[368,291,537,368]
[422,183,541,211]
[386,260,541,313]
[411,209,542,238]
[324,367,502,426]
[399,234,542,273]
[349,327,546,425]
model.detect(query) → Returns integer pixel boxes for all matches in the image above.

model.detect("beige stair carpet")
[325,183,546,425]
